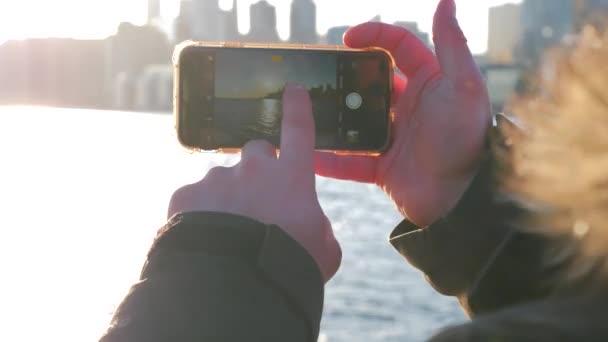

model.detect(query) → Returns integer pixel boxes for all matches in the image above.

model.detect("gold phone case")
[173,41,395,157]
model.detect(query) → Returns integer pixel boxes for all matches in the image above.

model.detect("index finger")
[344,22,440,78]
[279,84,315,171]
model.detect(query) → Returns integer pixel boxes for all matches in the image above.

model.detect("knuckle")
[330,241,343,272]
[241,140,277,162]
[284,171,310,190]
[205,166,231,180]
[170,184,194,205]
[243,139,274,153]
[256,140,274,149]
[239,154,265,172]
[320,221,342,281]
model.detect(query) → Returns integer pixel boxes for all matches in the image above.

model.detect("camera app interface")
[197,48,390,150]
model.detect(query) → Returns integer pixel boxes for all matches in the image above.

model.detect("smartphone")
[174,42,394,154]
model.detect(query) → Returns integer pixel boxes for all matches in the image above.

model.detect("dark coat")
[100,133,608,342]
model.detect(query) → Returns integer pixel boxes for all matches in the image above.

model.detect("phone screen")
[178,46,392,152]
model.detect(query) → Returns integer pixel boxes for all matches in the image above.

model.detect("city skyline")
[0,0,522,54]
[215,50,336,99]
[3,0,606,113]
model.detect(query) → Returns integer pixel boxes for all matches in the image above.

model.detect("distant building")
[393,21,431,47]
[107,23,171,109]
[174,0,195,44]
[487,3,521,64]
[134,65,173,111]
[222,0,240,42]
[175,0,240,43]
[107,23,171,78]
[0,39,107,108]
[247,1,280,42]
[516,0,608,66]
[148,0,161,21]
[290,0,317,43]
[575,0,608,29]
[325,26,349,45]
[482,63,523,114]
[518,0,574,66]
[191,0,222,41]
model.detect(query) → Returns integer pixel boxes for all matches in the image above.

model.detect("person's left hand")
[315,0,492,227]
[168,85,342,282]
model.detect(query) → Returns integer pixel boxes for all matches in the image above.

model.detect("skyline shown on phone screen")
[215,50,337,99]
[213,49,338,147]
[179,46,391,151]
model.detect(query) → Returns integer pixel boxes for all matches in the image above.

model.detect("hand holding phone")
[315,0,492,227]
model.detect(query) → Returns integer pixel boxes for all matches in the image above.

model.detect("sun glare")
[0,0,147,43]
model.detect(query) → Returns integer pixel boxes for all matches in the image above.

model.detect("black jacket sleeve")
[100,123,598,341]
[388,126,564,318]
[100,212,324,342]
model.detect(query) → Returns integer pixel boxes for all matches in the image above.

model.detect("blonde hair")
[505,26,608,274]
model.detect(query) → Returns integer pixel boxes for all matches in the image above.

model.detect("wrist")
[407,127,494,227]
[398,173,475,228]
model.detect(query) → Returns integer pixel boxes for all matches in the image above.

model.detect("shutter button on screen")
[345,92,363,110]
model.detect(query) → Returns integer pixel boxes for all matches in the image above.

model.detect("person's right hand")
[315,0,492,227]
[168,85,341,282]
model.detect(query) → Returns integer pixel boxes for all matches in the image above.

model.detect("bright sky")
[0,0,522,54]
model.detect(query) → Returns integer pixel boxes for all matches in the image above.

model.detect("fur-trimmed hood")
[505,26,608,271]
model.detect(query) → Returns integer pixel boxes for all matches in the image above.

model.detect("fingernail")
[442,0,456,18]
[436,0,457,23]
[434,0,466,43]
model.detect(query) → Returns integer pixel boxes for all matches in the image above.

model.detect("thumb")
[433,0,480,85]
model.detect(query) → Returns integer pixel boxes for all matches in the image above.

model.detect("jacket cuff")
[389,126,521,300]
[389,122,572,317]
[389,152,512,298]
[463,230,567,314]
[143,212,324,338]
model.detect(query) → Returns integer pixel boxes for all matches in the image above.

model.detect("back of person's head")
[504,26,608,279]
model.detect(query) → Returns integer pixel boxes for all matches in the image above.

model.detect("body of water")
[0,107,465,341]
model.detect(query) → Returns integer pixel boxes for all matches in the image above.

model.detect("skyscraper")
[326,26,349,45]
[222,0,240,42]
[575,0,608,29]
[290,0,317,44]
[518,0,575,65]
[516,0,608,66]
[178,0,240,42]
[191,0,221,41]
[148,0,161,21]
[247,1,280,42]
[174,0,194,43]
[487,3,521,64]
